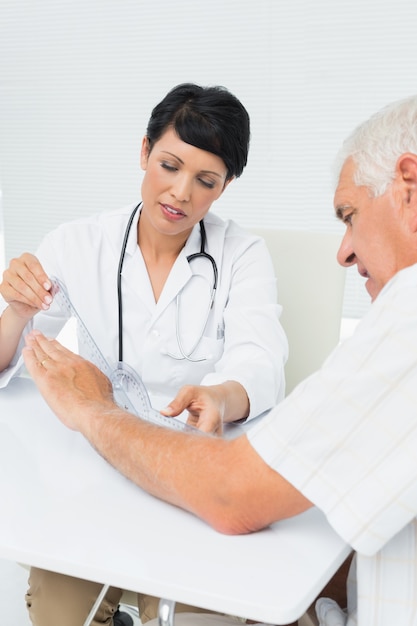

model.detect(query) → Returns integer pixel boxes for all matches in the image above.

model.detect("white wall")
[1,0,417,318]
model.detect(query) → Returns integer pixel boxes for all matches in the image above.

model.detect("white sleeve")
[0,229,70,388]
[247,269,417,554]
[201,236,288,420]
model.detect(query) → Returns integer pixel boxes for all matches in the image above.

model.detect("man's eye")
[343,213,353,225]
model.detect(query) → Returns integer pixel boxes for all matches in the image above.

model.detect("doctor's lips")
[161,203,186,217]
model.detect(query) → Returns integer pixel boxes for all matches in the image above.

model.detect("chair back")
[252,229,346,395]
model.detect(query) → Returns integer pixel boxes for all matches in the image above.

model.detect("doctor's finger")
[186,411,223,435]
[2,254,52,308]
[7,253,50,288]
[162,385,197,416]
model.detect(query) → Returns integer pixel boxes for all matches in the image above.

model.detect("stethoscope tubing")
[117,202,218,363]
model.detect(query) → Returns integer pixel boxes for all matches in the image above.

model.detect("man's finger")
[22,346,48,379]
[25,331,70,361]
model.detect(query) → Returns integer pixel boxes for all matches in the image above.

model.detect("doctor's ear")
[140,136,151,169]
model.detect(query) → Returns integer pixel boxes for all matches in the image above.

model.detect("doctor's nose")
[171,174,192,202]
[337,231,356,268]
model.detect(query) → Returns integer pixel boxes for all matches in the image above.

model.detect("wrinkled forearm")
[77,403,311,534]
[79,403,234,522]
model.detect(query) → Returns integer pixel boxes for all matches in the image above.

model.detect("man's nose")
[336,231,356,267]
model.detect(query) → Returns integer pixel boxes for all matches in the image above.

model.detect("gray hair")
[334,95,417,197]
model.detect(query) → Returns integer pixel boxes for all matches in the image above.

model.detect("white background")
[1,0,417,318]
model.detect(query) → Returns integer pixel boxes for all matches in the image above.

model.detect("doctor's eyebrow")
[161,151,224,178]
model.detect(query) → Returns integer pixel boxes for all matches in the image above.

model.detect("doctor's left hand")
[161,385,225,435]
[161,381,249,435]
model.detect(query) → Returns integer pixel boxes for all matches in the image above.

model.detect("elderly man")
[23,95,417,626]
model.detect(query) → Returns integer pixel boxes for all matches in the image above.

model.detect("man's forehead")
[334,159,357,214]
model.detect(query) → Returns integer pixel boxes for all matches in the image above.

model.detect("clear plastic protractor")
[50,278,113,378]
[110,367,195,432]
[50,277,196,432]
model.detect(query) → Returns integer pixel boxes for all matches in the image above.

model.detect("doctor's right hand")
[0,253,53,321]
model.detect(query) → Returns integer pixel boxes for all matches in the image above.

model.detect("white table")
[0,376,350,624]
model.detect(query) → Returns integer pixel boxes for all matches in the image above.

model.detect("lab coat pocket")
[167,333,225,385]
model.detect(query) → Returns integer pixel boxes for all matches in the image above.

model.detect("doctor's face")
[140,128,231,237]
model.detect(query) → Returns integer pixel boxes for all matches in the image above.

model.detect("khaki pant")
[25,567,219,625]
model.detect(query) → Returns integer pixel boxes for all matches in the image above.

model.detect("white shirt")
[247,263,417,625]
[0,204,288,417]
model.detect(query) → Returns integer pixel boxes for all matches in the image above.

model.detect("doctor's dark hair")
[146,83,250,180]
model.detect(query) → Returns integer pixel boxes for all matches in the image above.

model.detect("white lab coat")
[0,204,288,418]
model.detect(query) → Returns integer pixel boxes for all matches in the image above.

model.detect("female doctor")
[0,83,288,626]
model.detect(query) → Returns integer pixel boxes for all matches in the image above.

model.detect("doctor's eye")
[160,161,178,173]
[197,177,216,189]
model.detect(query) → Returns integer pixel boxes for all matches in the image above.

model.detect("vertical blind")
[1,0,417,318]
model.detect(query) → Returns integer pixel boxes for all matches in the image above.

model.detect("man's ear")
[397,153,417,198]
[396,153,417,231]
[140,136,150,170]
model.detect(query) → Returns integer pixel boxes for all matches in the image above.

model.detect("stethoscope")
[117,202,218,363]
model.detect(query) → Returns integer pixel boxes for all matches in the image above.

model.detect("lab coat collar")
[122,206,202,262]
[119,216,209,320]
[154,224,201,314]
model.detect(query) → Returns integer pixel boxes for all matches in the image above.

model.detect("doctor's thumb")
[160,404,180,417]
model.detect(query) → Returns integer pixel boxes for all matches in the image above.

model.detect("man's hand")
[0,253,53,321]
[22,330,114,432]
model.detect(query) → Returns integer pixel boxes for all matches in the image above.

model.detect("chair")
[251,228,346,394]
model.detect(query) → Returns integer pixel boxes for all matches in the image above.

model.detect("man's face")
[334,158,417,301]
